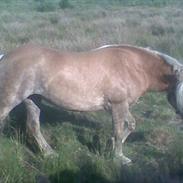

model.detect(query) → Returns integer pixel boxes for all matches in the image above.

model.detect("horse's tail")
[0,54,4,61]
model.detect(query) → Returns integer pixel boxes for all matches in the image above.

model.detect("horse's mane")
[143,47,183,72]
[95,44,183,72]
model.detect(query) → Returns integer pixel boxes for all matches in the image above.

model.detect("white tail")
[0,54,4,61]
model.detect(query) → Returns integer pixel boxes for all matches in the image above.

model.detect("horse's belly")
[63,98,104,111]
[43,89,105,112]
[40,70,106,111]
[50,96,104,111]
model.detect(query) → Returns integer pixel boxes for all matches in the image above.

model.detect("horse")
[0,43,183,164]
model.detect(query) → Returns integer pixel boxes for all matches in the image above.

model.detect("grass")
[1,0,183,182]
[4,97,183,183]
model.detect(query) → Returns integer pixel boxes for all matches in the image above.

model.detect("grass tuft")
[59,0,72,9]
[35,0,57,12]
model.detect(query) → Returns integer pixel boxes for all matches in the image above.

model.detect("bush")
[151,24,165,36]
[36,0,56,12]
[49,15,59,25]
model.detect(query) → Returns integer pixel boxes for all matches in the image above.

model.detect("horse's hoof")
[43,149,58,158]
[121,155,132,165]
[114,154,132,165]
[35,174,50,183]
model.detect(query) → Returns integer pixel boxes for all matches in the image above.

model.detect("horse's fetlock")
[128,122,136,131]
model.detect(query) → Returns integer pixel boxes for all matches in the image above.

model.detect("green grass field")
[1,0,183,182]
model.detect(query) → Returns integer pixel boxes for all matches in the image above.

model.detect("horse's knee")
[126,112,136,131]
[26,119,40,136]
[25,99,40,115]
[128,121,136,131]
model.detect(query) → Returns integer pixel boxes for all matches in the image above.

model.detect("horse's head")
[167,67,183,117]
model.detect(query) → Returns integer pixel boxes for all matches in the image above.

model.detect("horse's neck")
[135,47,182,92]
[144,54,175,92]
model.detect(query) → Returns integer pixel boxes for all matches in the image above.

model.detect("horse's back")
[37,46,145,109]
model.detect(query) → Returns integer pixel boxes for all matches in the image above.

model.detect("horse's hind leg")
[0,96,25,132]
[24,98,54,156]
[0,106,11,132]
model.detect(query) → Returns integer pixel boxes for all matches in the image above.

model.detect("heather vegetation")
[0,0,183,182]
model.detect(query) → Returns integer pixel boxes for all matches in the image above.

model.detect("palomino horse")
[0,44,183,164]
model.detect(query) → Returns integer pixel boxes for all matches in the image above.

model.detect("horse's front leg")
[122,111,136,144]
[24,99,55,156]
[111,102,132,164]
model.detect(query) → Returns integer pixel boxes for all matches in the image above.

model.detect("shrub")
[151,24,165,36]
[36,0,56,12]
[49,15,59,25]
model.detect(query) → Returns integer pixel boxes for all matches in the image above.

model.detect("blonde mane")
[144,47,183,72]
[95,44,183,73]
